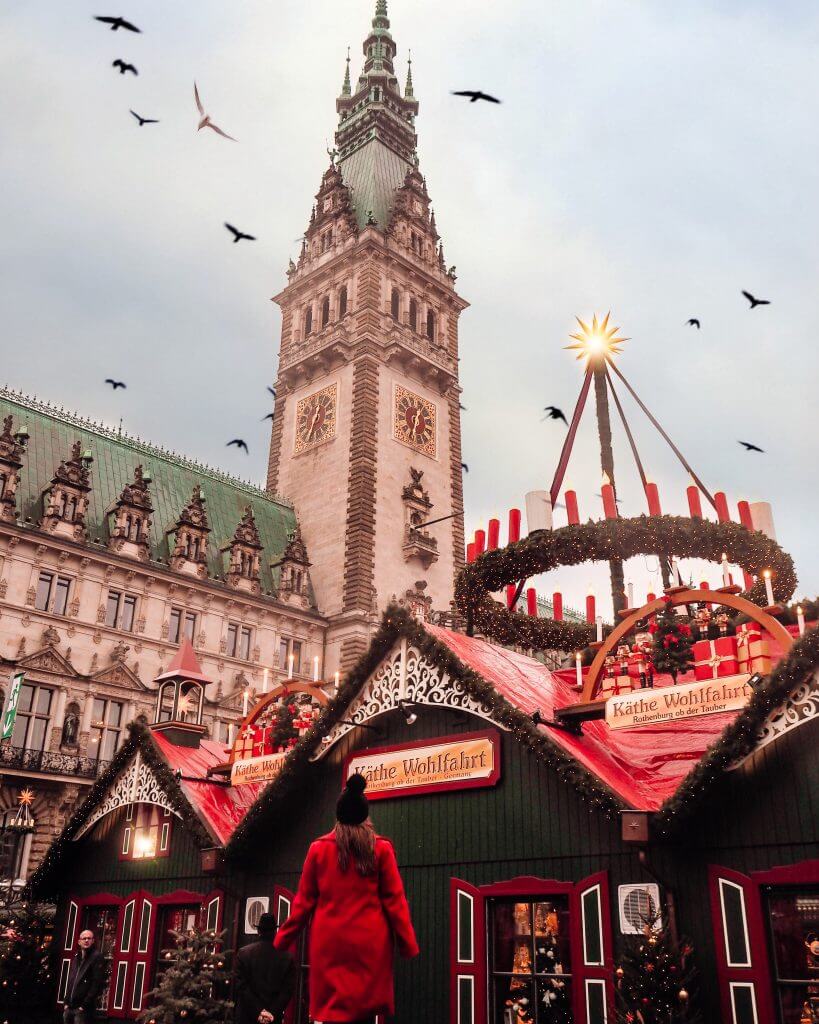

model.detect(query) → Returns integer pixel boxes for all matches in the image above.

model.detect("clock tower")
[266,1,468,671]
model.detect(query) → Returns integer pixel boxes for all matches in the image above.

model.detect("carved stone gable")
[221,506,263,593]
[109,464,153,560]
[17,645,79,677]
[91,659,146,691]
[40,439,93,541]
[74,753,181,839]
[168,485,211,577]
[0,413,27,522]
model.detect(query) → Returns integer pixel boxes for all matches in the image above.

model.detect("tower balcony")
[402,526,438,568]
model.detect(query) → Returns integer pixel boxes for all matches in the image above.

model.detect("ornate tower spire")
[405,49,414,98]
[341,47,351,97]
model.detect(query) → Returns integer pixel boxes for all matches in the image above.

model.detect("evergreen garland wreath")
[455,515,796,652]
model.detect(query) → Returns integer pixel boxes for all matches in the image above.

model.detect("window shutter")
[127,894,155,1016]
[274,884,294,927]
[57,900,80,1005]
[107,897,136,1018]
[708,866,772,1024]
[202,890,223,933]
[574,872,613,1024]
[449,878,486,1024]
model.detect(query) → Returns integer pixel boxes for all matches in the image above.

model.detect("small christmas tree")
[0,902,56,1023]
[615,914,702,1024]
[139,927,232,1024]
[649,599,694,684]
[271,701,299,751]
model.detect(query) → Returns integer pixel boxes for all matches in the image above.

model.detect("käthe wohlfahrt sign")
[605,674,754,731]
[231,750,287,786]
[344,730,501,800]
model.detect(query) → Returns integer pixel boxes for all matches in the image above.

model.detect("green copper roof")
[340,139,412,228]
[0,388,297,592]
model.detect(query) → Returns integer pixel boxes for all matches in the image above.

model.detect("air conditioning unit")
[618,883,661,935]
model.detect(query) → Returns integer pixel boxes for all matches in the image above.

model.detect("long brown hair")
[334,819,376,876]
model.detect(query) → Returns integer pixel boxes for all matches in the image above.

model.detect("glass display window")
[767,888,819,1024]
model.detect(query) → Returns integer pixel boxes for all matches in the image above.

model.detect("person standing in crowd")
[274,773,419,1024]
[235,912,295,1024]
[63,929,106,1024]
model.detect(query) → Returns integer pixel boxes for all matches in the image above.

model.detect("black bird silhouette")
[452,90,501,104]
[227,439,249,453]
[542,405,568,426]
[686,318,701,329]
[94,15,141,32]
[262,412,275,421]
[459,403,467,411]
[105,378,126,390]
[742,290,770,309]
[267,386,277,398]
[112,59,138,75]
[130,110,158,126]
[225,223,256,243]
[739,440,764,453]
[461,462,469,473]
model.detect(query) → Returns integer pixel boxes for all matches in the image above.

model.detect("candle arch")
[229,682,331,765]
[455,514,797,653]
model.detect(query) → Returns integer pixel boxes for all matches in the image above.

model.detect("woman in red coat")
[274,773,419,1024]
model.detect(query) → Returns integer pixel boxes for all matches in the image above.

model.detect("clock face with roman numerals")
[393,385,436,458]
[294,384,337,454]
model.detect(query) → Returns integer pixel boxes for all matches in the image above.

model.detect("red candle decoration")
[506,584,517,609]
[474,529,486,556]
[601,473,618,519]
[508,508,521,544]
[743,571,755,591]
[586,591,596,624]
[644,480,662,517]
[526,588,537,616]
[466,542,476,564]
[552,591,563,621]
[487,518,500,550]
[687,484,703,518]
[647,592,656,603]
[565,490,579,525]
[700,581,711,608]
[714,491,731,523]
[737,500,753,530]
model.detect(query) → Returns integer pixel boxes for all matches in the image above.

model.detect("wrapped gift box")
[627,652,652,680]
[736,622,772,676]
[693,636,739,680]
[599,674,633,699]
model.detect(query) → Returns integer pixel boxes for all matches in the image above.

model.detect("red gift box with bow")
[736,622,772,676]
[693,636,739,680]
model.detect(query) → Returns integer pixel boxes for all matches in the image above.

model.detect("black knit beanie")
[336,772,369,825]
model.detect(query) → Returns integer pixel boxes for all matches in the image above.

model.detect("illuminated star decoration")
[565,312,629,362]
[18,788,34,806]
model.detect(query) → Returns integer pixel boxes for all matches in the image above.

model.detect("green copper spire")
[375,0,388,19]
[341,47,351,96]
[405,49,414,98]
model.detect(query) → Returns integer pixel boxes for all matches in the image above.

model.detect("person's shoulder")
[375,834,396,852]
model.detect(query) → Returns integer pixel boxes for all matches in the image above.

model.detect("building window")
[90,698,124,763]
[490,898,573,1021]
[321,296,330,327]
[121,805,172,861]
[304,306,313,335]
[0,473,6,499]
[338,285,348,317]
[391,288,400,320]
[426,309,436,341]
[212,720,231,745]
[409,298,418,331]
[372,87,380,101]
[105,590,137,631]
[279,637,302,675]
[154,903,199,981]
[10,683,53,751]
[766,887,819,1023]
[58,493,78,522]
[34,571,71,615]
[169,607,197,645]
[227,623,253,660]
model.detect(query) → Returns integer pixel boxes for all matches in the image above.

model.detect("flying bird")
[739,440,764,453]
[686,318,701,329]
[225,223,256,243]
[262,412,275,421]
[130,110,158,126]
[94,15,140,32]
[542,406,568,425]
[452,90,501,104]
[459,403,467,411]
[194,82,236,141]
[461,462,469,473]
[104,378,126,390]
[227,439,249,453]
[742,290,770,309]
[112,59,138,75]
[267,386,277,398]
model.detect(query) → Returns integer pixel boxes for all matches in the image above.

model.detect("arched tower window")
[64,496,77,522]
[321,296,330,327]
[373,87,380,102]
[426,309,436,341]
[409,298,418,332]
[391,288,400,320]
[338,285,348,318]
[304,306,313,335]
[0,473,6,499]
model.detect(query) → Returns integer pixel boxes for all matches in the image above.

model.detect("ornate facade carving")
[168,485,211,577]
[75,754,181,839]
[0,414,28,522]
[221,505,262,593]
[401,467,438,567]
[275,523,313,608]
[40,440,93,541]
[731,668,819,768]
[108,464,153,561]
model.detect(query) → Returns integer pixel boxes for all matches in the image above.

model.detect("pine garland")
[455,515,796,652]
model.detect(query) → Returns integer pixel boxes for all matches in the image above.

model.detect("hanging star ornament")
[18,788,34,806]
[565,312,628,362]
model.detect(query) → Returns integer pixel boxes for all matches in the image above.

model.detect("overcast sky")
[2,1,817,617]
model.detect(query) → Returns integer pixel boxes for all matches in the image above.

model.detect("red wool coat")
[274,833,419,1022]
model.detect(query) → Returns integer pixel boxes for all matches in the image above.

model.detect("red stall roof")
[150,731,265,845]
[424,623,780,811]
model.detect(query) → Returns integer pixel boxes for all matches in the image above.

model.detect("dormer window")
[372,87,381,102]
[426,309,436,342]
[0,473,6,500]
[391,288,400,320]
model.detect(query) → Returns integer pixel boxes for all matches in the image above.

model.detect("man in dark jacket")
[63,929,107,1023]
[235,913,295,1024]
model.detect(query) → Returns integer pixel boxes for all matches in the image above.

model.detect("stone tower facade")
[267,2,468,672]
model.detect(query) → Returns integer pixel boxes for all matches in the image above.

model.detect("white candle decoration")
[575,652,583,690]
[262,667,269,693]
[763,570,774,606]
[627,582,634,607]
[672,556,682,586]
[242,688,249,716]
[797,605,806,637]
[721,552,730,587]
[313,655,319,682]
[288,652,294,679]
[334,670,340,692]
[596,615,603,643]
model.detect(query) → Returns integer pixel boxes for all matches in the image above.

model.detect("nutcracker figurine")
[695,605,712,638]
